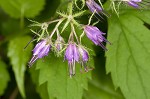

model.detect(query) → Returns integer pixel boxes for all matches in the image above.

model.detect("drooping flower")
[125,0,150,8]
[28,39,51,66]
[78,46,89,62]
[127,0,142,8]
[84,25,110,50]
[78,46,89,72]
[65,43,79,77]
[86,0,109,18]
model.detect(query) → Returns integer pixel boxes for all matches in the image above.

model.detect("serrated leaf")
[106,11,150,99]
[35,54,92,99]
[0,0,45,18]
[8,36,33,98]
[0,60,10,95]
[83,54,124,99]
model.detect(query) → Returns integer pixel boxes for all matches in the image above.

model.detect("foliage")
[0,0,149,99]
[106,10,150,99]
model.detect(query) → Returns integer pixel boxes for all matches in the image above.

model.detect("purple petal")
[92,0,102,11]
[33,40,46,55]
[28,55,38,67]
[65,44,74,62]
[128,1,139,8]
[78,46,89,62]
[86,0,95,12]
[73,44,79,62]
[65,43,80,63]
[84,25,105,45]
[29,39,51,66]
[84,26,97,39]
[84,25,110,50]
[131,0,142,2]
[86,0,102,12]
[38,45,50,58]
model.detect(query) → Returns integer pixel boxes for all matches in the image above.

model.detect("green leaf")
[106,11,150,99]
[0,0,45,18]
[35,54,92,99]
[0,60,10,95]
[83,79,124,99]
[83,54,124,99]
[30,66,49,99]
[8,36,33,98]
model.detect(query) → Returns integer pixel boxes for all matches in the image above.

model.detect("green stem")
[71,23,79,44]
[68,0,73,15]
[49,19,64,39]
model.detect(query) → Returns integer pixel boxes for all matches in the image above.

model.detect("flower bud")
[54,35,65,52]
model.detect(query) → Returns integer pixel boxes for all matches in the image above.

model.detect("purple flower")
[78,46,89,72]
[86,0,109,18]
[84,25,110,50]
[65,43,79,77]
[126,0,149,8]
[127,0,141,8]
[86,0,102,12]
[29,39,51,66]
[78,46,89,62]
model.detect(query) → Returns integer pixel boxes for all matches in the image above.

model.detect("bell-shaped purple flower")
[127,0,141,8]
[78,46,89,72]
[29,39,51,66]
[65,43,79,77]
[84,25,110,50]
[78,46,89,62]
[86,0,109,18]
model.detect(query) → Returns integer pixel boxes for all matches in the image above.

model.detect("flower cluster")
[28,0,147,77]
[28,0,111,77]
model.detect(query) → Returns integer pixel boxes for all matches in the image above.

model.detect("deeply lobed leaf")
[106,11,150,99]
